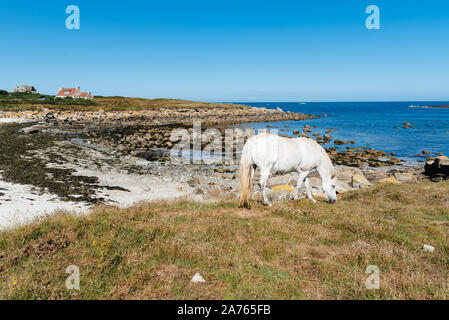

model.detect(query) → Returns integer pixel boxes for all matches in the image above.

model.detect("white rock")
[191,272,206,283]
[422,244,435,252]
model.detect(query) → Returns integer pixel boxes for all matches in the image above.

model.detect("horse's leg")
[259,168,271,206]
[294,170,309,200]
[304,177,316,203]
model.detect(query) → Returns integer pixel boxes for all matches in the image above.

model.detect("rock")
[335,167,363,184]
[186,178,198,187]
[422,244,435,252]
[21,125,45,134]
[402,122,415,129]
[268,185,295,201]
[191,273,206,283]
[222,172,235,180]
[267,174,293,188]
[192,175,209,187]
[335,180,351,193]
[379,177,400,184]
[361,169,389,184]
[424,156,449,177]
[135,151,154,161]
[44,112,55,120]
[351,174,372,189]
[194,187,205,195]
[393,172,417,183]
[333,139,346,145]
[431,176,444,182]
[272,185,295,192]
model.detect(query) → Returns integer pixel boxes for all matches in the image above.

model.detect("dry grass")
[92,97,249,111]
[0,181,448,300]
[0,93,249,112]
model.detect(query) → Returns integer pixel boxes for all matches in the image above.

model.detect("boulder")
[268,185,295,201]
[266,174,293,188]
[425,156,449,176]
[334,139,347,145]
[21,125,46,134]
[335,167,363,184]
[186,178,198,188]
[393,172,417,183]
[361,169,389,184]
[379,177,400,184]
[335,180,351,193]
[271,185,295,192]
[351,174,372,189]
[134,151,154,161]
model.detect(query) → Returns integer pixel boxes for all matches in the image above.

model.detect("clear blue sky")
[1,0,448,101]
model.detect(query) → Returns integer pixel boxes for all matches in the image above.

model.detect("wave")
[409,105,429,109]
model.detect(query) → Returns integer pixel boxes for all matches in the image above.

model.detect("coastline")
[0,103,436,230]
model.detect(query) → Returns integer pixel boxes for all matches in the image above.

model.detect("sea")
[236,101,449,165]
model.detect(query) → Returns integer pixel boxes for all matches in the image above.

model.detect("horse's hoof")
[263,202,272,207]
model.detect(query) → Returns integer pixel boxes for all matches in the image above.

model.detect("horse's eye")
[332,185,336,189]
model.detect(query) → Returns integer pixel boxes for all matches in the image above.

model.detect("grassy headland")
[1,180,448,299]
[0,92,249,112]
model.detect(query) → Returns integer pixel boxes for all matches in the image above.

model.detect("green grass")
[0,92,248,112]
[0,181,448,299]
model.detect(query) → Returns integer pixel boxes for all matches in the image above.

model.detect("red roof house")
[56,87,93,100]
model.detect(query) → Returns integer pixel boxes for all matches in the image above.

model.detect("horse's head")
[322,174,337,203]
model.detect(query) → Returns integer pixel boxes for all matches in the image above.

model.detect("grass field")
[0,92,248,112]
[0,181,448,300]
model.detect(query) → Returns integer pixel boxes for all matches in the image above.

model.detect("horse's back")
[246,134,327,172]
[246,133,280,166]
[246,133,304,172]
[294,137,326,169]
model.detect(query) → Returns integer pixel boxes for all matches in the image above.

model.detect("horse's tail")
[239,143,253,208]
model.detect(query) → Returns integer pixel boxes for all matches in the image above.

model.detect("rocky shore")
[0,105,316,126]
[0,105,445,229]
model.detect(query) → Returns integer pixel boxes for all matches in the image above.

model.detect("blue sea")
[237,102,449,165]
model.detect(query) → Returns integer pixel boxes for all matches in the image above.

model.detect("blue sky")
[1,0,448,101]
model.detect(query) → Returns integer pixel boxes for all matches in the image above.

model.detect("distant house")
[13,85,38,94]
[56,87,93,100]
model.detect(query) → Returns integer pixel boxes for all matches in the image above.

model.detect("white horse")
[239,133,337,208]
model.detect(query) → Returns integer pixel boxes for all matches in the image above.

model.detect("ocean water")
[238,102,449,164]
